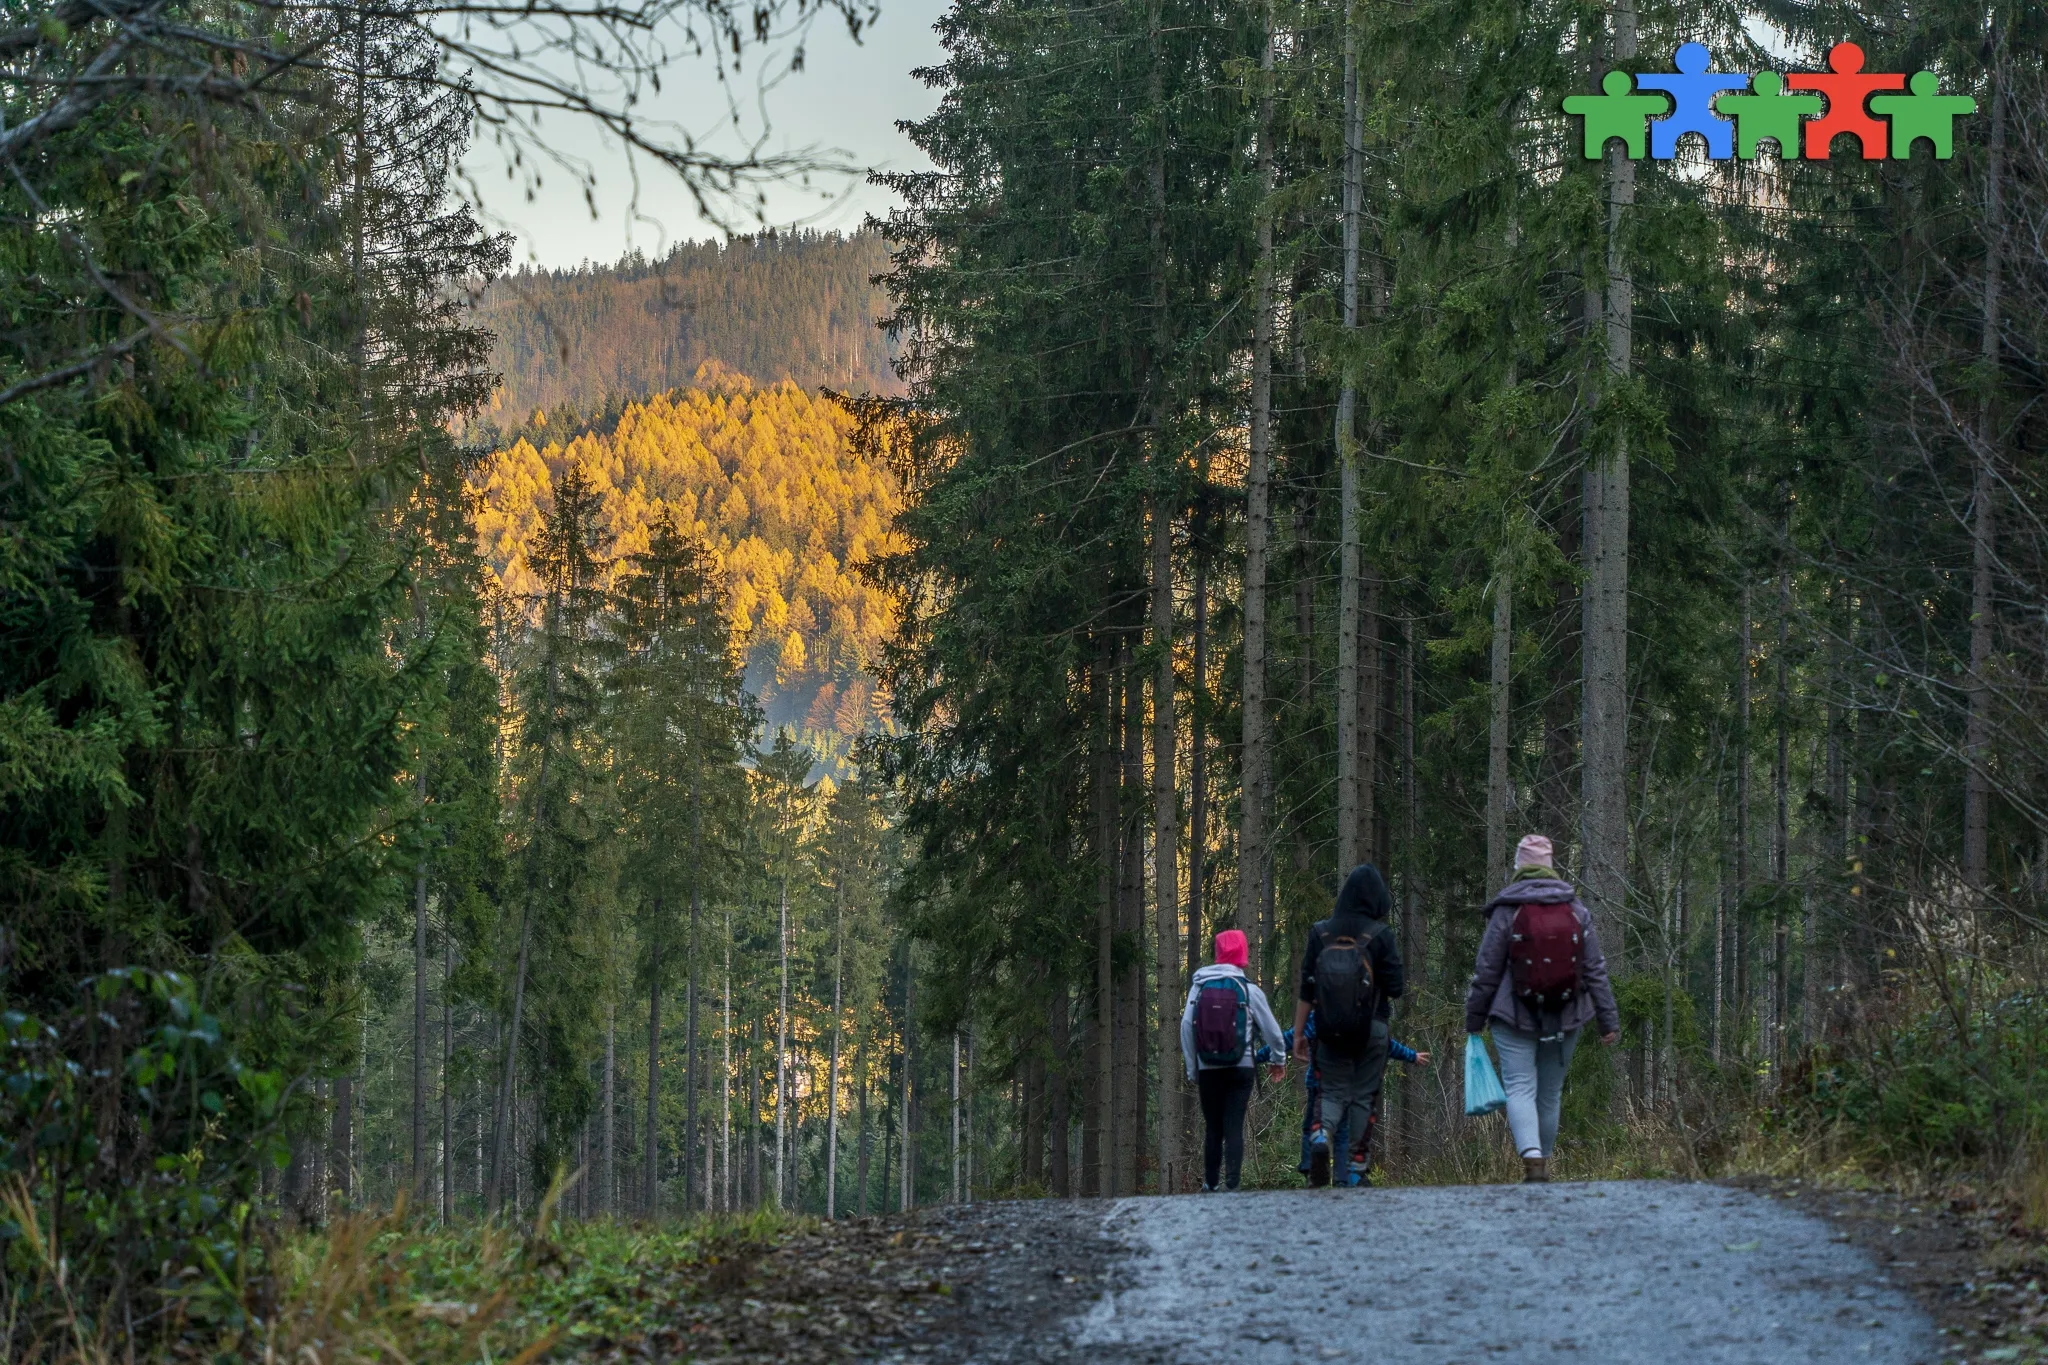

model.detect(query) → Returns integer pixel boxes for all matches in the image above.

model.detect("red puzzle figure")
[1786,42,1904,160]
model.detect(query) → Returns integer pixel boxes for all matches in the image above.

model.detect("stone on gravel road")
[1071,1181,1941,1364]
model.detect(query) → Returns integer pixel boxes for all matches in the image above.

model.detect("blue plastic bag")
[1464,1033,1507,1117]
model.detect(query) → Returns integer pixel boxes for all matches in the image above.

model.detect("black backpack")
[1313,919,1384,1055]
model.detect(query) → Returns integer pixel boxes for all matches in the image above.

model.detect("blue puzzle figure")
[1635,42,1749,159]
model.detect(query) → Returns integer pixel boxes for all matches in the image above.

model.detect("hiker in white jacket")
[1180,929,1288,1191]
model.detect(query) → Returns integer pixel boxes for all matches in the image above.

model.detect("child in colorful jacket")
[1279,1013,1430,1185]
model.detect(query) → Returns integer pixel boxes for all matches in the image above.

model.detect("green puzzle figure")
[1562,70,1672,160]
[1715,71,1822,160]
[1869,71,1977,159]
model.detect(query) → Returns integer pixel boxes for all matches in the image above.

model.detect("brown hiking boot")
[1522,1156,1549,1183]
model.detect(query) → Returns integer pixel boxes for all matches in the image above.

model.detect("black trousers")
[1197,1066,1256,1190]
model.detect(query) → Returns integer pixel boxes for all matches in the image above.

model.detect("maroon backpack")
[1507,901,1584,1014]
[1194,975,1251,1066]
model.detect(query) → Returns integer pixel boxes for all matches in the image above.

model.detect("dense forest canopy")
[472,232,902,429]
[5,0,2048,1353]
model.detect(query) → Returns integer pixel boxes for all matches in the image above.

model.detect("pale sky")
[471,0,951,269]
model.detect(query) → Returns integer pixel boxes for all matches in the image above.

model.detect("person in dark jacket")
[1290,863,1405,1187]
[1464,834,1621,1183]
[1287,1014,1430,1186]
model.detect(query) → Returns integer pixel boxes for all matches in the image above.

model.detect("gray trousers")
[1492,1023,1581,1158]
[1315,1021,1389,1161]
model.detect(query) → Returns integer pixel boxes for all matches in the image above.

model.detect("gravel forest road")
[888,1181,1946,1365]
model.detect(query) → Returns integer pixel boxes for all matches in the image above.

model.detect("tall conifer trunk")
[330,1073,353,1209]
[828,882,844,1217]
[1021,1046,1044,1189]
[442,927,453,1220]
[686,776,702,1211]
[1118,644,1145,1195]
[412,816,428,1205]
[1735,584,1752,1043]
[775,879,790,1208]
[1773,560,1792,1067]
[900,955,916,1209]
[1239,0,1276,968]
[490,582,557,1213]
[646,900,662,1216]
[721,910,733,1210]
[856,1030,872,1214]
[1487,571,1513,883]
[1581,0,1634,944]
[1144,0,1180,1193]
[1334,7,1364,874]
[1189,507,1209,978]
[1966,30,2005,894]
[602,1003,615,1215]
[1359,576,1381,867]
[748,1012,762,1207]
[1048,984,1072,1197]
[1151,495,1178,1192]
[1090,645,1114,1195]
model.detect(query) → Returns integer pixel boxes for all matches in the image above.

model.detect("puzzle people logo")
[1563,41,1977,161]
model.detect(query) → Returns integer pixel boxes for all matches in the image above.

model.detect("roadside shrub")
[1801,988,2048,1171]
[0,968,290,1362]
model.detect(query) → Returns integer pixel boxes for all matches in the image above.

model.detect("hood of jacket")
[1488,875,1579,908]
[1191,962,1247,986]
[1333,863,1392,922]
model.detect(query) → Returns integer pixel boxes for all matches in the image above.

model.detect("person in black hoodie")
[1289,864,1405,1187]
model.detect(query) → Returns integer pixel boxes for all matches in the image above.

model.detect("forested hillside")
[473,231,899,428]
[471,371,901,769]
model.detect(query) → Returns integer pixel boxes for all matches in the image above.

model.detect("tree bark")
[1334,3,1364,876]
[775,879,790,1209]
[1190,504,1209,976]
[1090,645,1114,1196]
[490,591,558,1214]
[442,920,453,1220]
[1151,494,1179,1194]
[412,779,429,1207]
[330,1072,353,1209]
[1359,575,1381,869]
[1580,0,1634,945]
[828,881,844,1217]
[856,1028,872,1214]
[721,907,733,1210]
[646,899,662,1217]
[748,1012,762,1208]
[900,952,916,1210]
[1238,0,1276,966]
[602,1002,616,1217]
[1487,568,1514,882]
[1021,1046,1044,1190]
[881,1045,897,1212]
[1401,630,1424,983]
[1119,644,1145,1196]
[1965,32,2005,894]
[1048,982,1072,1197]
[1773,556,1791,1070]
[1736,584,1752,1045]
[686,776,702,1212]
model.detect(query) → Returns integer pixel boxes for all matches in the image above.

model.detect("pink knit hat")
[1514,834,1555,870]
[1214,929,1249,967]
